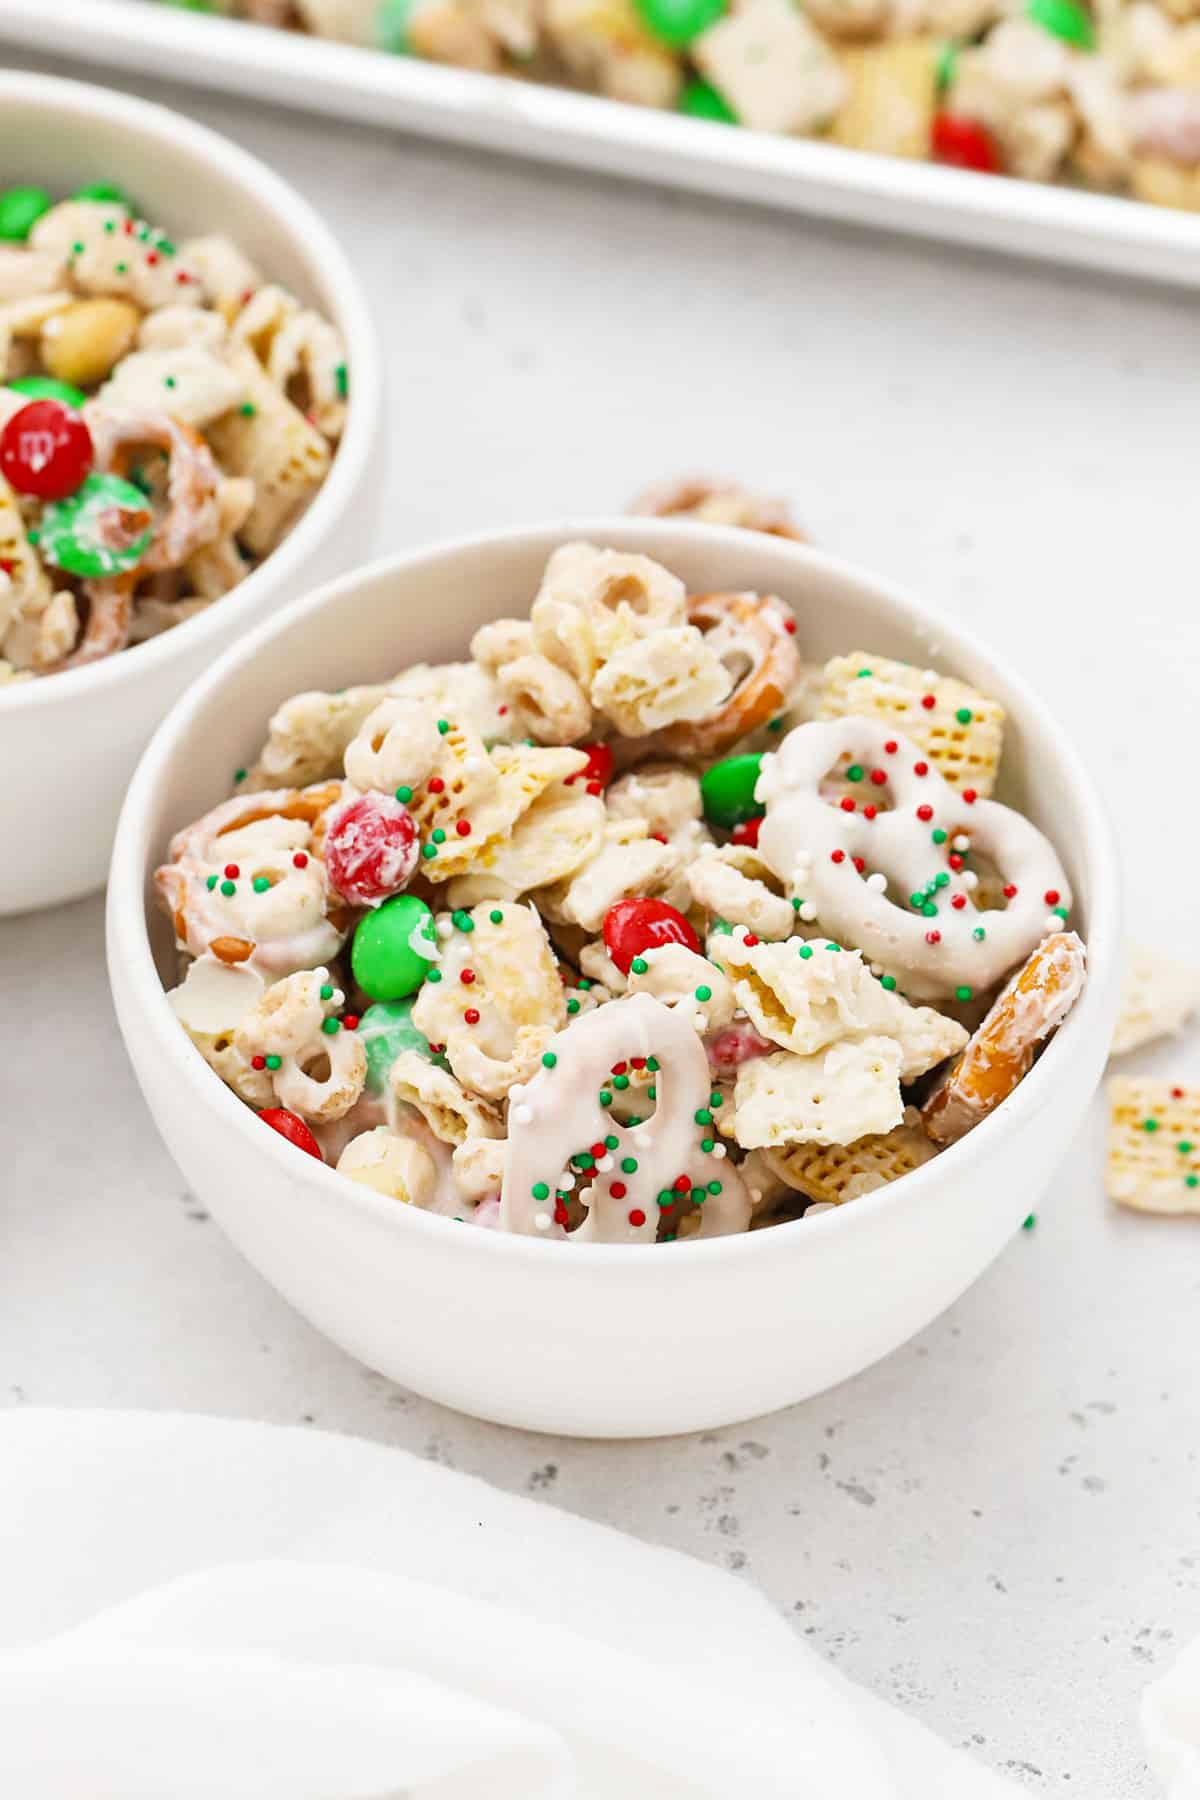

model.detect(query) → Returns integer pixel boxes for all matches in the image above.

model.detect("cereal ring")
[85,403,223,572]
[344,697,440,796]
[757,718,1071,1001]
[655,592,802,759]
[629,476,807,540]
[496,652,593,744]
[500,992,750,1243]
[922,932,1085,1145]
[530,541,687,688]
[388,1049,504,1145]
[274,1018,367,1123]
[337,1128,438,1206]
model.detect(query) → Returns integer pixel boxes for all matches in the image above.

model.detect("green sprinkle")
[71,240,84,256]
[857,668,872,678]
[114,261,127,274]
[646,1057,659,1071]
[936,38,957,91]
[239,401,257,418]
[321,1016,341,1035]
[630,957,648,975]
[1053,905,1069,920]
[532,1182,549,1200]
[826,941,841,952]
[767,716,784,733]
[579,979,594,992]
[691,1188,706,1206]
[612,1074,630,1090]
[1178,1141,1194,1154]
[955,985,973,1002]
[647,1085,656,1099]
[206,873,218,891]
[157,237,176,256]
[934,872,950,888]
[792,897,803,910]
[542,1051,557,1068]
[451,910,474,931]
[320,983,333,1000]
[164,375,176,389]
[932,828,948,845]
[395,785,413,803]
[220,878,236,897]
[233,767,247,784]
[955,707,973,724]
[335,361,349,398]
[426,968,442,983]
[489,909,504,923]
[922,902,938,918]
[421,844,438,860]
[846,764,864,782]
[709,1092,723,1107]
[605,1135,619,1150]
[694,1109,712,1126]
[103,219,116,234]
[707,1180,722,1195]
[799,944,814,959]
[1143,1117,1159,1132]
[265,1054,281,1071]
[880,974,897,991]
[657,1190,674,1208]
[431,828,446,844]
[1187,1176,1199,1189]
[575,1153,594,1170]
[599,1089,613,1106]
[566,997,580,1014]
[252,876,270,893]
[1022,1213,1036,1230]
[701,1137,715,1153]
[626,1115,643,1126]
[695,984,712,1002]
[621,1156,638,1174]
[909,892,925,908]
[1026,0,1094,49]
[436,718,450,735]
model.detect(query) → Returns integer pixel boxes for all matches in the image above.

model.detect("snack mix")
[159,0,1200,211]
[157,542,1087,1242]
[0,181,347,682]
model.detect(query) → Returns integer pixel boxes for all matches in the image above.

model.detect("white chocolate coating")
[500,994,750,1243]
[757,718,1072,1001]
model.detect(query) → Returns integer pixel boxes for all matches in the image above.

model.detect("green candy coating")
[7,376,88,410]
[935,39,957,92]
[678,77,738,123]
[700,753,764,829]
[351,893,437,1001]
[376,0,417,51]
[0,186,52,242]
[636,0,725,46]
[38,474,153,579]
[72,181,135,207]
[1025,0,1094,47]
[358,998,447,1095]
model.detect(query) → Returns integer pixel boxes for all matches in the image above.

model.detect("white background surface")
[2,47,1198,1798]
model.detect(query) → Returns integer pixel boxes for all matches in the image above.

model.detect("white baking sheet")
[4,0,1200,288]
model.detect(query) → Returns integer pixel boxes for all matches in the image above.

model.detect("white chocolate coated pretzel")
[500,994,750,1243]
[757,719,1071,1001]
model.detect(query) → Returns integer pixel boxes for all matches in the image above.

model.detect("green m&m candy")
[376,0,417,51]
[0,186,52,242]
[72,181,135,207]
[636,0,724,45]
[7,376,88,410]
[351,892,437,1001]
[358,997,447,1095]
[700,753,764,829]
[1026,0,1094,47]
[678,78,738,123]
[37,473,153,579]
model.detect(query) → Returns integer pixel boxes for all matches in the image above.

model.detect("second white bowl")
[108,521,1121,1437]
[0,72,382,916]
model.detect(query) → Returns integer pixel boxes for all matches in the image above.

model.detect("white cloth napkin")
[0,1410,1024,1798]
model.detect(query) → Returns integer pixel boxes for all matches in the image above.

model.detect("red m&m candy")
[258,1108,323,1160]
[324,791,418,908]
[931,112,1002,174]
[0,399,93,500]
[603,896,701,973]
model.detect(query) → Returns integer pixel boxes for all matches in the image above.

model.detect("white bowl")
[108,520,1121,1438]
[0,71,382,916]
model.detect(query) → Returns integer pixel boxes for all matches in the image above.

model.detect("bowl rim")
[108,517,1122,1274]
[0,68,380,713]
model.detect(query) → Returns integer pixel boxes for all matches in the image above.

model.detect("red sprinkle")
[591,1142,606,1158]
[251,1055,266,1070]
[1044,889,1060,906]
[951,895,967,910]
[497,704,508,716]
[840,797,856,813]
[292,851,308,869]
[224,864,240,878]
[914,761,928,776]
[553,1203,569,1225]
[784,618,797,634]
[1003,884,1018,899]
[145,250,159,266]
[456,819,471,836]
[342,1014,359,1030]
[916,805,934,822]
[962,788,977,804]
[673,1174,691,1192]
[612,1062,628,1075]
[611,1181,627,1200]
[884,741,898,754]
[463,1007,480,1025]
[427,777,445,794]
[870,769,886,786]
[743,933,759,947]
[852,856,865,873]
[949,854,964,871]
[579,742,615,789]
[628,1207,646,1226]
[460,969,475,985]
[926,930,941,944]
[831,850,845,864]
[1172,1087,1185,1099]
[920,694,936,710]
[863,804,878,820]
[651,831,670,844]
[631,1057,647,1070]
[730,817,761,848]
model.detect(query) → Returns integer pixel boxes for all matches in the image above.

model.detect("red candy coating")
[323,791,418,908]
[730,816,762,847]
[580,742,614,788]
[0,400,93,500]
[258,1108,323,1160]
[603,896,701,973]
[932,112,1002,174]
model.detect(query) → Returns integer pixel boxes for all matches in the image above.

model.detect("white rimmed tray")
[5,0,1200,289]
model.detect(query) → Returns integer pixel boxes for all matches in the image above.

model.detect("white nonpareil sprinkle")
[534,1212,552,1231]
[962,870,979,890]
[436,917,453,939]
[693,1013,707,1032]
[1043,915,1060,934]
[798,901,817,922]
[749,1186,762,1203]
[596,1156,614,1173]
[952,834,970,851]
[713,1143,727,1160]
[866,872,887,893]
[511,1104,533,1126]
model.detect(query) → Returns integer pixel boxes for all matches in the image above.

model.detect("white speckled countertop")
[3,48,1199,1797]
